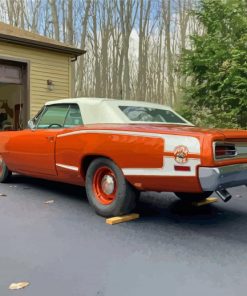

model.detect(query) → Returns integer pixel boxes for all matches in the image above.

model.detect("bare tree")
[0,0,199,106]
[49,0,60,40]
[75,0,91,96]
[118,0,138,99]
[136,0,152,101]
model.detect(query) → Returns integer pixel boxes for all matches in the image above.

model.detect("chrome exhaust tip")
[216,189,232,202]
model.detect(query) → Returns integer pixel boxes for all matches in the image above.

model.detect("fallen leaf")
[44,200,54,204]
[236,194,242,198]
[0,193,6,197]
[9,282,30,290]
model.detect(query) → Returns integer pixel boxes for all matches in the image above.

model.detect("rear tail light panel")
[214,142,237,160]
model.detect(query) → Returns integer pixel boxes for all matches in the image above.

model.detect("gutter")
[0,33,86,57]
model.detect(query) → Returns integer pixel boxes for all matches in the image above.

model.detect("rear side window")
[119,106,186,124]
[37,105,69,129]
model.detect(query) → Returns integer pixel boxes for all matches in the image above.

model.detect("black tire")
[85,157,137,217]
[0,157,12,183]
[174,191,213,202]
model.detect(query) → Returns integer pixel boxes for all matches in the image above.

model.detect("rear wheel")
[0,156,12,183]
[85,157,137,217]
[174,191,213,202]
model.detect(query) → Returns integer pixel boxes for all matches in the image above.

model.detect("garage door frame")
[0,56,30,127]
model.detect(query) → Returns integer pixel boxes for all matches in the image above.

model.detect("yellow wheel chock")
[192,197,218,207]
[106,213,140,225]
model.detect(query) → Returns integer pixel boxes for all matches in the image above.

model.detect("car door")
[7,104,70,175]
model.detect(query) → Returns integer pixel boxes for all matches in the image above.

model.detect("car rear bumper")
[199,164,247,191]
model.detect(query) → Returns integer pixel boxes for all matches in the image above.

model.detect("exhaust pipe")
[216,189,232,202]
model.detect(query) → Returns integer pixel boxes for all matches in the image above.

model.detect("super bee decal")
[174,145,189,164]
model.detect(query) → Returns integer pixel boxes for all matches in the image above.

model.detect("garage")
[0,21,85,130]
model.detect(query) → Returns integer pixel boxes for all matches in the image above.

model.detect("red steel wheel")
[93,166,117,205]
[85,157,138,217]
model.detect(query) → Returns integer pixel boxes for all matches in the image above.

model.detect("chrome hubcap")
[101,175,115,195]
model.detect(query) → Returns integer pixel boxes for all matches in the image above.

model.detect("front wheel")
[0,156,12,183]
[85,157,137,217]
[174,191,213,202]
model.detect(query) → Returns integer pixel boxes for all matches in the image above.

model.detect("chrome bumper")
[199,164,247,191]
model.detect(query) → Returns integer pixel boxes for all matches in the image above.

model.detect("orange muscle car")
[0,98,247,217]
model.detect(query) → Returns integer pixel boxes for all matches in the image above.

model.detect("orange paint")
[0,123,246,194]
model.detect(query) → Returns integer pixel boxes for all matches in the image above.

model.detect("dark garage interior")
[0,59,28,130]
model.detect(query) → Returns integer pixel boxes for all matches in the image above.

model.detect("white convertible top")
[45,97,192,125]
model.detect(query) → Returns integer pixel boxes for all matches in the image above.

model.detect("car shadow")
[136,191,247,244]
[138,191,243,225]
[10,174,86,202]
[9,174,247,243]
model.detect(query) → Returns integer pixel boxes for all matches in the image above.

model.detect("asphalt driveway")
[0,174,247,296]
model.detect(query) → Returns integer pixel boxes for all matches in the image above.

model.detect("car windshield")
[119,106,187,124]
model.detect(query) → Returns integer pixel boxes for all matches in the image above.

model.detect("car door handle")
[46,136,54,142]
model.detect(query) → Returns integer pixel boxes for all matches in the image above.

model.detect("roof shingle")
[0,22,85,57]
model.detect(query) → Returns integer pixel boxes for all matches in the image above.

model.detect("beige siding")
[0,41,72,117]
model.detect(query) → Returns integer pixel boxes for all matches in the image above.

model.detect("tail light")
[214,143,237,159]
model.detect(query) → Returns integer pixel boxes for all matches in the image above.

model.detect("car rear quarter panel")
[55,133,164,181]
[55,130,204,192]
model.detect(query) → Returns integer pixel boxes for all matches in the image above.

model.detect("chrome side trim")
[199,163,247,191]
[56,163,79,171]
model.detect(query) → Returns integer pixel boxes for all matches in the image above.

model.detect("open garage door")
[0,64,23,84]
[0,60,28,131]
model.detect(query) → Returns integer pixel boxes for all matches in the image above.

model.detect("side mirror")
[28,119,35,130]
